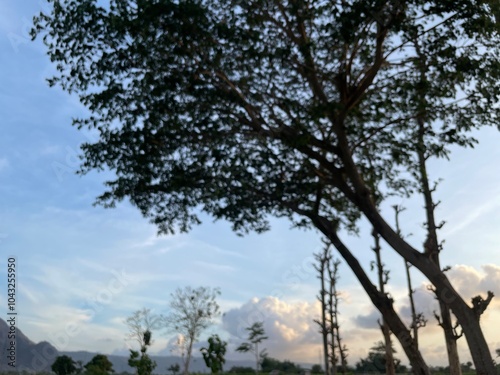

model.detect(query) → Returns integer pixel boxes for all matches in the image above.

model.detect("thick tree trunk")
[358,201,496,375]
[309,215,430,375]
[330,128,495,374]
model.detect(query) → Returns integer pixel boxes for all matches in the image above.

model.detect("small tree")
[84,355,114,375]
[236,322,268,375]
[162,286,221,375]
[52,355,77,375]
[355,342,406,374]
[168,364,180,375]
[200,334,227,374]
[128,330,157,375]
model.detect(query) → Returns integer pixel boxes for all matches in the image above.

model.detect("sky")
[1,0,500,371]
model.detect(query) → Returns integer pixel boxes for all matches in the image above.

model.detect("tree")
[168,364,180,375]
[311,365,323,374]
[126,308,161,348]
[200,334,227,374]
[314,241,348,375]
[128,330,157,375]
[52,355,77,375]
[32,2,500,373]
[313,244,331,375]
[162,286,221,375]
[84,355,114,375]
[328,259,348,375]
[355,342,406,374]
[236,322,268,375]
[261,357,301,374]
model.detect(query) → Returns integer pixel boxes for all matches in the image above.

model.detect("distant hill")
[0,318,58,372]
[0,318,257,374]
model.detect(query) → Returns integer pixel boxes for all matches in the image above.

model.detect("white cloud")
[222,297,323,362]
[447,264,500,302]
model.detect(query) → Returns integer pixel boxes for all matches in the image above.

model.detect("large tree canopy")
[32,1,500,374]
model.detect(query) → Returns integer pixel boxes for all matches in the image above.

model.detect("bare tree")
[393,206,427,350]
[313,245,331,375]
[126,308,161,348]
[328,259,348,375]
[371,230,395,375]
[162,286,221,375]
[314,241,349,375]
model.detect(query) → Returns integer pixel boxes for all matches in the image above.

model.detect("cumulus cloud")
[446,264,500,303]
[222,297,322,362]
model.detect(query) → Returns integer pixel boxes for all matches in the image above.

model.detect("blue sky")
[1,0,500,369]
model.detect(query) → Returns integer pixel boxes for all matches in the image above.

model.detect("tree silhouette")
[52,355,77,375]
[236,322,268,375]
[32,2,500,373]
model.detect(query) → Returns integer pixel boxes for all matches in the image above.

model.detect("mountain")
[0,318,257,374]
[0,318,59,372]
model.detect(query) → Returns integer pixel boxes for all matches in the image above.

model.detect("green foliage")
[310,364,323,374]
[354,342,406,374]
[31,0,500,237]
[128,330,157,375]
[236,322,268,375]
[52,355,77,375]
[236,322,268,355]
[261,357,302,374]
[200,334,227,374]
[168,364,180,375]
[84,354,114,375]
[31,4,500,370]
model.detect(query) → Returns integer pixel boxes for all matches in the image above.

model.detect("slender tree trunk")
[405,260,420,347]
[184,335,194,375]
[314,248,331,375]
[415,117,463,375]
[255,342,259,375]
[372,231,396,375]
[331,260,348,375]
[395,206,424,350]
[328,263,338,375]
